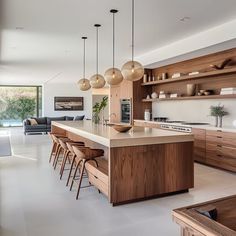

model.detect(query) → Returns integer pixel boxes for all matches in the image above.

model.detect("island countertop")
[52,120,194,147]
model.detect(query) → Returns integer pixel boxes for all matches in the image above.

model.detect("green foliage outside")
[0,96,36,121]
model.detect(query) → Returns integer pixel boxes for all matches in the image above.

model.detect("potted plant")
[210,104,228,127]
[92,96,108,124]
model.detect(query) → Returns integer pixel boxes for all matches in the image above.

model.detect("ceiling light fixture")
[78,37,91,91]
[121,0,144,81]
[90,24,106,89]
[104,9,123,86]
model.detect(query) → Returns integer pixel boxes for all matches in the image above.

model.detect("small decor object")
[172,73,182,79]
[159,91,166,99]
[210,59,232,70]
[113,124,132,133]
[146,94,150,99]
[162,73,167,80]
[54,97,83,111]
[104,9,123,86]
[186,84,196,96]
[220,87,236,95]
[92,96,108,124]
[144,109,151,121]
[210,104,229,127]
[188,71,199,76]
[148,75,151,82]
[152,75,155,81]
[170,93,178,98]
[121,0,144,81]
[90,24,106,89]
[151,92,158,99]
[157,75,161,80]
[143,74,147,83]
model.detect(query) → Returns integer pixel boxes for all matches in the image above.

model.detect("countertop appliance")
[120,99,131,123]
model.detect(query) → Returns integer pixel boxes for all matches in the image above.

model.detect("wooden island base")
[52,122,194,205]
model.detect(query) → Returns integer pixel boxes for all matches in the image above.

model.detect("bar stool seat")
[70,146,104,199]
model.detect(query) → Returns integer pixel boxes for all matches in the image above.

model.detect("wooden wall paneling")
[109,85,121,123]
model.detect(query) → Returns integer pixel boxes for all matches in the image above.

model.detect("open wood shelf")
[141,67,236,86]
[142,94,236,102]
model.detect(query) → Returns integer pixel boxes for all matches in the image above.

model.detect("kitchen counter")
[52,120,193,147]
[134,119,236,133]
[51,120,194,205]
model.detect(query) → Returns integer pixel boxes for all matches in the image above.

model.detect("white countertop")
[134,119,236,133]
[52,120,194,148]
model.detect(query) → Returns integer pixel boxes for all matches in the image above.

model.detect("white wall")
[43,83,92,118]
[152,99,236,127]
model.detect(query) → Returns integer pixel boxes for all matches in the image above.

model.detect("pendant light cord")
[83,38,86,78]
[96,26,99,75]
[131,0,134,62]
[113,12,115,69]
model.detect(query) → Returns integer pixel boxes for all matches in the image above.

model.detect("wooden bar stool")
[59,140,85,179]
[48,133,67,163]
[70,146,104,200]
[52,136,71,168]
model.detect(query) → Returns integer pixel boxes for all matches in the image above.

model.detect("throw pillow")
[28,118,38,126]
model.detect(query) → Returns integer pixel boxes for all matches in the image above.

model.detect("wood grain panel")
[192,128,206,163]
[109,142,193,204]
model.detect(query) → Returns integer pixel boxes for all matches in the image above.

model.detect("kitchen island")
[51,120,194,205]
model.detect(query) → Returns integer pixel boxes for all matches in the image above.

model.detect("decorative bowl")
[112,125,132,133]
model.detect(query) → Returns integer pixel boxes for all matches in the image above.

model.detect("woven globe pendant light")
[90,24,106,89]
[104,9,123,86]
[121,0,144,81]
[78,37,91,91]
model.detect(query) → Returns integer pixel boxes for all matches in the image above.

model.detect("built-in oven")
[120,99,131,123]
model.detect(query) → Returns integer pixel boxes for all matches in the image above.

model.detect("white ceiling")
[0,0,236,85]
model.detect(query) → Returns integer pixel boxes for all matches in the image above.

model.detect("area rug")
[0,135,12,157]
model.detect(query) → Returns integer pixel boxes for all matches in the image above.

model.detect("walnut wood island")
[52,121,194,205]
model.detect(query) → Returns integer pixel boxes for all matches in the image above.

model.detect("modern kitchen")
[1,0,236,235]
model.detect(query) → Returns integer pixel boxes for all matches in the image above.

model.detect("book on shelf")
[220,87,236,95]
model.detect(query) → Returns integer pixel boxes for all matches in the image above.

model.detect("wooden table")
[52,120,194,205]
[173,195,236,236]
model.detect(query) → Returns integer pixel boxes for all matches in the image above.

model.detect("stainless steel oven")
[120,99,131,123]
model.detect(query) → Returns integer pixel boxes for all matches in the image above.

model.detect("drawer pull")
[217,130,222,132]
[217,136,222,138]
[217,144,222,147]
[94,175,98,179]
[217,154,222,157]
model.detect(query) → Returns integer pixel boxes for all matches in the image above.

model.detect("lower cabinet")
[192,128,206,163]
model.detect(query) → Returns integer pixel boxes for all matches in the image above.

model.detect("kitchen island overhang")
[51,121,194,205]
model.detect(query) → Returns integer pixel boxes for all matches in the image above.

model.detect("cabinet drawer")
[85,158,109,196]
[221,146,236,159]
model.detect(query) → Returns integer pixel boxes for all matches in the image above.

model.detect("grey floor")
[0,128,236,236]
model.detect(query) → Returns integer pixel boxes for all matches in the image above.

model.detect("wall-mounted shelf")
[141,67,236,86]
[142,94,236,102]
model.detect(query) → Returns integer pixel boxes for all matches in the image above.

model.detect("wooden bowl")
[112,125,132,133]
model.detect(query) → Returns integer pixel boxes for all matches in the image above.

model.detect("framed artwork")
[54,97,84,111]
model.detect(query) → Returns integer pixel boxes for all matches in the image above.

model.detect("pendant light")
[78,37,91,91]
[90,24,106,89]
[104,9,123,86]
[121,0,144,81]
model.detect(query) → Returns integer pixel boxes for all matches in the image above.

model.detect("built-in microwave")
[120,99,131,123]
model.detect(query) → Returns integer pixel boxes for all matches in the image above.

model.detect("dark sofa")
[23,116,84,135]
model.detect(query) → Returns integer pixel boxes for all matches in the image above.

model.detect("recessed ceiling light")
[180,16,191,22]
[15,27,24,30]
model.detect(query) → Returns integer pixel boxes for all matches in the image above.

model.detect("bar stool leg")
[70,159,82,191]
[49,142,57,163]
[53,146,63,169]
[60,150,70,179]
[76,159,86,200]
[52,144,60,166]
[66,154,76,186]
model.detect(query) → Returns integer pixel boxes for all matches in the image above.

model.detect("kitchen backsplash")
[152,99,236,127]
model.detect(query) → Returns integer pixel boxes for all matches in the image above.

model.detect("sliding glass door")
[0,86,42,127]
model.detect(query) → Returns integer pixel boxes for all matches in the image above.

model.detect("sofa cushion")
[46,116,65,125]
[65,116,74,121]
[73,115,85,121]
[28,118,38,126]
[31,117,47,124]
[25,124,47,130]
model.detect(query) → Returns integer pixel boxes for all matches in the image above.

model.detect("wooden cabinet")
[205,130,236,172]
[109,85,120,123]
[192,128,206,163]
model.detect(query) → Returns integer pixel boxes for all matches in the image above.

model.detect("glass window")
[0,86,42,127]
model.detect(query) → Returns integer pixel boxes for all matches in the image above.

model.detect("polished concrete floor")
[0,128,236,236]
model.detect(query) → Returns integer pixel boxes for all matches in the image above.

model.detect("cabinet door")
[120,80,133,99]
[192,128,206,163]
[109,86,120,123]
